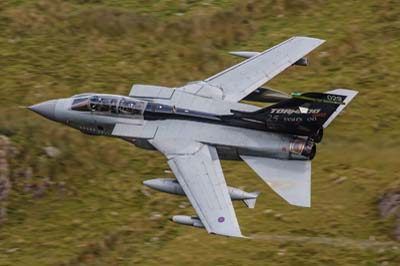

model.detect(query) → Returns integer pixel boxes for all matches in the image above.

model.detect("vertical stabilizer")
[322,89,358,128]
[229,89,358,140]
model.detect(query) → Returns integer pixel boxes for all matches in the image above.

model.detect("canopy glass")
[71,95,147,115]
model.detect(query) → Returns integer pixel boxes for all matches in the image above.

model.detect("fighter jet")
[29,37,357,238]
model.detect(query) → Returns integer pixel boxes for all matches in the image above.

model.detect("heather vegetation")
[0,0,399,265]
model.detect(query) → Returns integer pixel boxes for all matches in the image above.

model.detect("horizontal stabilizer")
[240,156,311,207]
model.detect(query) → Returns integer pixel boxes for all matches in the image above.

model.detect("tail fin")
[243,191,260,209]
[234,89,358,139]
[321,89,358,128]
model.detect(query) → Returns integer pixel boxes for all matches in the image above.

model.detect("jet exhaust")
[289,138,316,160]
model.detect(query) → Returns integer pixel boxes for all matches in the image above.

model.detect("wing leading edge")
[205,36,325,102]
[151,140,244,238]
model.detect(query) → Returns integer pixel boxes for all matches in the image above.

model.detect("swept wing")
[205,36,325,102]
[151,140,243,237]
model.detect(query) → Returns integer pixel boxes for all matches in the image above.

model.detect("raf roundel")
[218,216,225,223]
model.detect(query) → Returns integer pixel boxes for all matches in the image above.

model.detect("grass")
[0,0,399,265]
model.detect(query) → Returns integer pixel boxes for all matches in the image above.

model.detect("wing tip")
[209,228,244,238]
[292,36,326,45]
[210,232,247,238]
[288,200,311,208]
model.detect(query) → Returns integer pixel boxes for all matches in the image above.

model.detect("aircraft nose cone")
[28,100,58,121]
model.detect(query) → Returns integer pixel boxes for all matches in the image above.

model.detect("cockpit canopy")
[71,95,147,115]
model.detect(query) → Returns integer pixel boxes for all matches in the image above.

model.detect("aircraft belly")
[152,120,288,159]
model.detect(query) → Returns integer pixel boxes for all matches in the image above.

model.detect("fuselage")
[29,92,316,161]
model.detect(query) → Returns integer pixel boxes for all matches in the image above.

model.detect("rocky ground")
[379,186,400,241]
[0,136,12,224]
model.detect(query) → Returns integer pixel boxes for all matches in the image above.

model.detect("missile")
[229,51,260,58]
[170,215,204,228]
[143,178,260,208]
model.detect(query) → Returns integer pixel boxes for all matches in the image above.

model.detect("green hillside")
[0,0,399,265]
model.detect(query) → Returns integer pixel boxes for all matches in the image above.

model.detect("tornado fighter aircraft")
[29,37,357,238]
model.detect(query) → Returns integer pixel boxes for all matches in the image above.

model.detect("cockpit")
[71,95,147,115]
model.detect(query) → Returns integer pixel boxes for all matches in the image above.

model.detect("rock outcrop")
[0,136,12,224]
[379,187,400,240]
